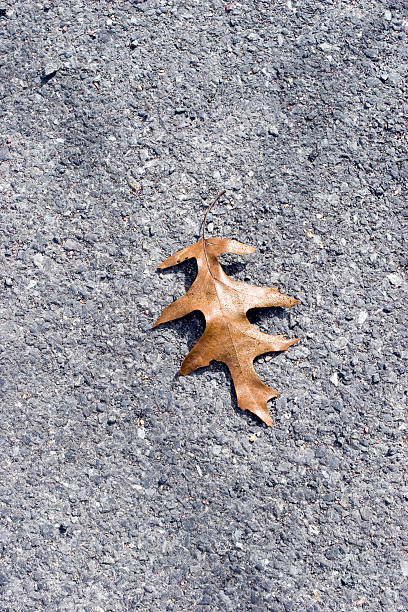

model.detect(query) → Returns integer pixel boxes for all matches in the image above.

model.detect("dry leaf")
[154,233,299,425]
[154,192,299,425]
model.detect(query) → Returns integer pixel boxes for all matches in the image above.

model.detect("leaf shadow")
[157,310,206,357]
[222,262,248,277]
[185,359,280,428]
[156,257,198,294]
[247,306,289,328]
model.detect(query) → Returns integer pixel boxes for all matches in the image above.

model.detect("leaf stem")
[201,190,226,282]
[202,190,226,242]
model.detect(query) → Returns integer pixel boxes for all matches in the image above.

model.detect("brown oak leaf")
[153,234,299,426]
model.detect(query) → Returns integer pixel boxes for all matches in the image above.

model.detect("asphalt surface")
[0,1,407,610]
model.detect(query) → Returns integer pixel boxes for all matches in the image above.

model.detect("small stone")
[33,253,45,268]
[40,523,55,539]
[364,48,379,60]
[73,375,84,387]
[359,507,371,521]
[130,39,138,48]
[384,9,392,21]
[387,273,403,287]
[64,238,78,250]
[126,170,140,192]
[400,558,408,577]
[339,495,348,509]
[292,346,310,359]
[139,148,149,162]
[388,72,401,86]
[43,62,59,78]
[268,125,279,136]
[225,176,241,190]
[357,311,368,325]
[4,278,12,287]
[333,337,348,350]
[330,372,339,386]
[319,42,332,52]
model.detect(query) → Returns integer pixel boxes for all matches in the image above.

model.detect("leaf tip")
[257,405,274,427]
[152,315,163,328]
[263,412,273,427]
[285,297,301,308]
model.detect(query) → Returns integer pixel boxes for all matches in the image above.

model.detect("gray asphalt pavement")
[0,1,407,610]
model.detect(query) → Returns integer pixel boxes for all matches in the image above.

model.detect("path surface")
[0,1,406,610]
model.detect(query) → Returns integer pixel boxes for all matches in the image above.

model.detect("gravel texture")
[0,0,407,610]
